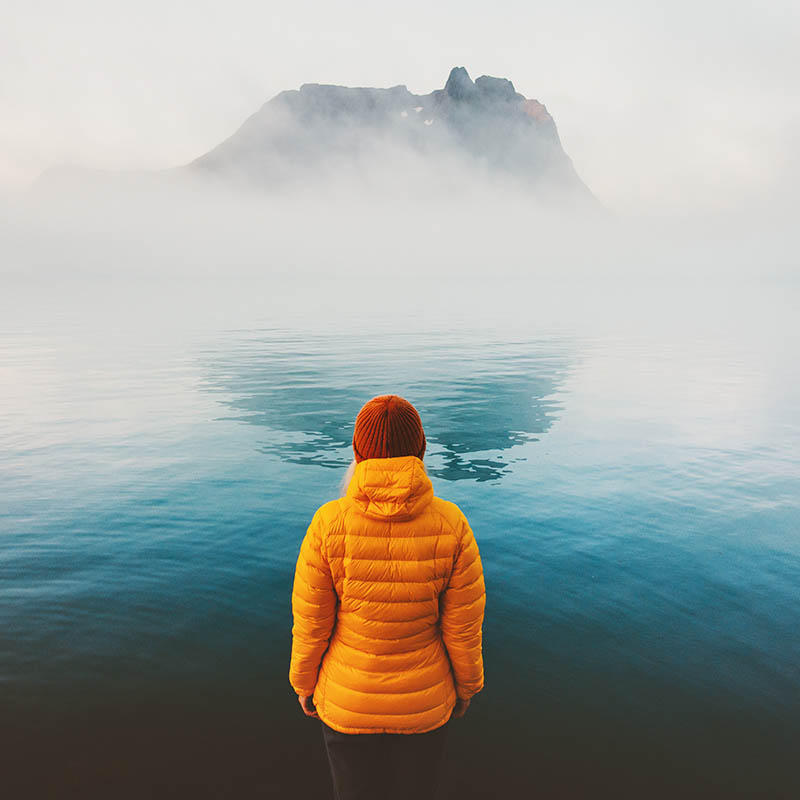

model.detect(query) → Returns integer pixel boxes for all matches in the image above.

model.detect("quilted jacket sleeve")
[289,508,338,696]
[440,515,486,700]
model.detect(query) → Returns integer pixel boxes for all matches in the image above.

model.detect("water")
[2,277,799,798]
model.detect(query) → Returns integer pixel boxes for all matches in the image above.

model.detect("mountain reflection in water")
[201,331,571,481]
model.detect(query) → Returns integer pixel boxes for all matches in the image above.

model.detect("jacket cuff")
[456,683,483,701]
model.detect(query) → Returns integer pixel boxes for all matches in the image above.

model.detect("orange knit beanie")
[352,395,426,463]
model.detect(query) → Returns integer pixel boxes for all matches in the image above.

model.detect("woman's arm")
[289,509,337,697]
[440,516,486,701]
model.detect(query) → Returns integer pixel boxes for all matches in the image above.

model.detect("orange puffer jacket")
[289,455,486,734]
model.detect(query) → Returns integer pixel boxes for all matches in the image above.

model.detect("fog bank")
[1,166,797,286]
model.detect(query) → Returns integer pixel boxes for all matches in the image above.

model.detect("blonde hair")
[339,459,357,497]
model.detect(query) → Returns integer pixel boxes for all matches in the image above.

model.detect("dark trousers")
[320,720,449,800]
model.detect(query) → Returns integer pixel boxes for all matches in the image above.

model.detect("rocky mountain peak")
[443,66,476,100]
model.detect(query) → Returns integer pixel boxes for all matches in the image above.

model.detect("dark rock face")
[443,66,476,101]
[190,66,594,203]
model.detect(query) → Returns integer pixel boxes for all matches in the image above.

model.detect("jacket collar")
[346,456,434,520]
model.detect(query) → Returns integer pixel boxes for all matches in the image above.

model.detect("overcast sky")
[2,0,798,212]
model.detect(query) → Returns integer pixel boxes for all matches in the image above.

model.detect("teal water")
[2,278,799,798]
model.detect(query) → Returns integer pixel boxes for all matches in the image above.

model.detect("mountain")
[189,66,595,204]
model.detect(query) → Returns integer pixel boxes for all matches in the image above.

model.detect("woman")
[289,395,486,800]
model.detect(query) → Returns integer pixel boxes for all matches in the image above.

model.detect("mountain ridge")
[189,66,595,205]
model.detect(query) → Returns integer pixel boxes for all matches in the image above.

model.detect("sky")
[2,0,799,213]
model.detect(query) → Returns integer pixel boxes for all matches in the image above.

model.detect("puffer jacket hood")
[290,455,486,735]
[346,456,434,520]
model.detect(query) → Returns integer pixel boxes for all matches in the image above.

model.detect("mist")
[2,165,796,291]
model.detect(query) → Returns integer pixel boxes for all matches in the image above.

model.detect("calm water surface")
[2,277,799,798]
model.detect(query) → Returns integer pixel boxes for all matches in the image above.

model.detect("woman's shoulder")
[311,497,350,529]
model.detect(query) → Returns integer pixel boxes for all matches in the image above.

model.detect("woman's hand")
[452,697,471,719]
[298,694,319,719]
